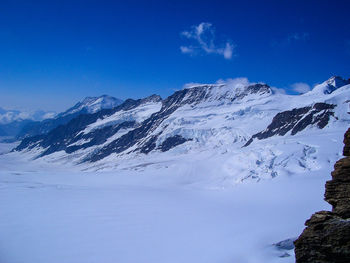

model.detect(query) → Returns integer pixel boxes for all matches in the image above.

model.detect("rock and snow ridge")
[16,95,124,138]
[16,95,162,157]
[13,76,350,183]
[0,95,123,138]
[310,76,350,95]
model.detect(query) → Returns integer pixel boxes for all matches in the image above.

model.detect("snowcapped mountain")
[14,76,350,183]
[310,76,350,95]
[58,95,123,118]
[17,95,123,138]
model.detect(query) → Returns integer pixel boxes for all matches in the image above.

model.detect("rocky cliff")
[294,128,350,262]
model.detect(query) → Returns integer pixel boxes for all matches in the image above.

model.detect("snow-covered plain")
[0,138,334,263]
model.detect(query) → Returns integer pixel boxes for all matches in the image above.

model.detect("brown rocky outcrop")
[294,128,350,262]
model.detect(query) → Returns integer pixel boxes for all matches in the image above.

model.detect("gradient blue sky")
[0,0,349,111]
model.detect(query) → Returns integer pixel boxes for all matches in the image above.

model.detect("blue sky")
[0,0,349,111]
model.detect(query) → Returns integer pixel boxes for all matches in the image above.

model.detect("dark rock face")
[295,211,350,263]
[294,128,350,263]
[321,76,350,95]
[343,130,350,156]
[87,91,192,162]
[65,121,136,154]
[158,135,192,152]
[236,83,271,100]
[17,112,86,139]
[325,156,350,219]
[244,103,336,146]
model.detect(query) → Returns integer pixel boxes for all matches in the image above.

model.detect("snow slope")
[0,140,331,263]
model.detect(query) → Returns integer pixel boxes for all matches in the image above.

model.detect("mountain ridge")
[16,95,123,139]
[12,76,350,182]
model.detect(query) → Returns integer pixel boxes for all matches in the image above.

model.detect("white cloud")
[179,46,194,54]
[291,82,311,94]
[271,32,310,47]
[223,43,234,59]
[180,22,235,60]
[182,82,205,89]
[271,86,286,95]
[216,77,250,88]
[183,77,251,90]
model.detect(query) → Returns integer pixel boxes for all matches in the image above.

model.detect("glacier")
[0,76,349,262]
[0,139,330,263]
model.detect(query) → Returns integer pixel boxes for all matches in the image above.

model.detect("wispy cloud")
[271,86,286,95]
[182,82,206,89]
[291,82,311,94]
[183,77,251,90]
[179,46,194,54]
[216,77,250,87]
[271,32,310,47]
[180,22,235,60]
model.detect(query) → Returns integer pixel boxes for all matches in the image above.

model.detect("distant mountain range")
[0,108,56,137]
[0,95,123,138]
[11,76,350,182]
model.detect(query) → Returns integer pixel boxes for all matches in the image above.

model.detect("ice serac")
[294,128,350,262]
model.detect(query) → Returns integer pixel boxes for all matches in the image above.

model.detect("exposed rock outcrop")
[244,103,336,147]
[294,128,350,262]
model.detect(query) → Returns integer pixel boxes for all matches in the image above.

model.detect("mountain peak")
[141,94,162,103]
[236,83,272,98]
[59,95,123,117]
[312,76,350,95]
[174,81,272,107]
[81,94,112,100]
